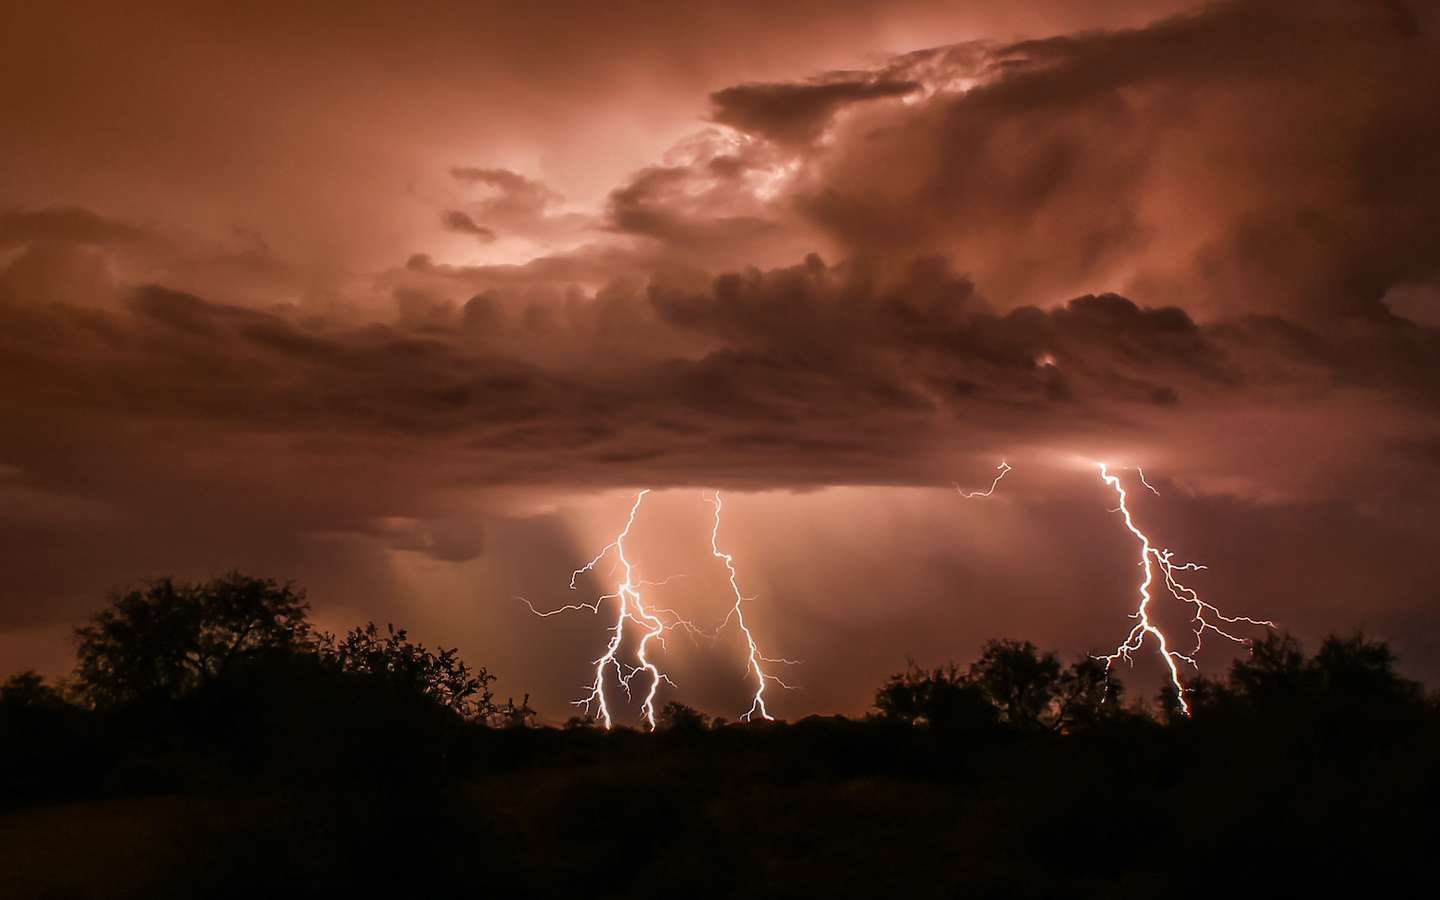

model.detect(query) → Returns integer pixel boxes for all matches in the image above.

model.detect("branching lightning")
[954,460,1012,498]
[708,491,796,721]
[522,489,677,730]
[1096,463,1273,714]
[524,489,795,728]
[520,462,1264,728]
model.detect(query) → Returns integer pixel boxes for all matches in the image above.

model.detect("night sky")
[2,0,1438,725]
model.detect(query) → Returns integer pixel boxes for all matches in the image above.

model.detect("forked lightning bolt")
[524,489,674,730]
[1096,463,1273,714]
[708,491,796,721]
[955,460,1012,498]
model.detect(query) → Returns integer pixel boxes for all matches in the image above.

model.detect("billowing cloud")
[710,75,921,146]
[777,0,1440,320]
[4,0,1440,719]
[4,249,1437,502]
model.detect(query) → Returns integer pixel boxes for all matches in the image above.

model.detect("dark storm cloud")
[0,207,147,248]
[5,253,1438,512]
[605,165,781,254]
[760,0,1440,321]
[710,75,921,146]
[440,210,496,243]
[6,0,1440,717]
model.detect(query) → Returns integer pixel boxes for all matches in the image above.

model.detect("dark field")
[5,574,1436,897]
[5,703,1438,898]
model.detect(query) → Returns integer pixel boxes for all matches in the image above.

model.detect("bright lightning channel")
[708,491,796,721]
[524,489,678,731]
[1095,463,1273,715]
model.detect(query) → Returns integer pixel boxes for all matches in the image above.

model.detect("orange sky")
[2,0,1439,722]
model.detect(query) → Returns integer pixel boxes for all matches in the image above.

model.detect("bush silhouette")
[658,701,710,734]
[874,661,997,735]
[5,574,1438,895]
[318,621,495,720]
[1165,630,1426,725]
[74,572,311,708]
[877,641,1125,734]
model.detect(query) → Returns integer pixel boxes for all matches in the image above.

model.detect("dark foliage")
[874,661,998,736]
[4,579,1438,896]
[74,573,311,708]
[317,621,497,721]
[657,701,710,734]
[876,639,1126,734]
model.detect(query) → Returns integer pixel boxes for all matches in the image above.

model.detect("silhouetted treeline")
[3,573,1437,896]
[3,573,534,804]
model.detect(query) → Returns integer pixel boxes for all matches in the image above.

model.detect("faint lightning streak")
[955,460,1012,498]
[709,491,796,721]
[1096,463,1273,715]
[1134,466,1160,496]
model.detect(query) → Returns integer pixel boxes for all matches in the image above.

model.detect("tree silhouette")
[874,661,997,733]
[1228,631,1308,705]
[658,701,710,733]
[968,639,1061,729]
[878,643,1124,733]
[967,639,1122,731]
[492,694,538,728]
[1311,632,1422,704]
[318,621,500,722]
[1160,631,1424,719]
[0,671,67,711]
[74,573,311,707]
[1050,656,1125,732]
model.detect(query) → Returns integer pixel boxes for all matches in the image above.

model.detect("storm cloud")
[3,0,1439,719]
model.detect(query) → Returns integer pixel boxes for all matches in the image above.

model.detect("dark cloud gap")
[710,75,922,146]
[440,210,496,242]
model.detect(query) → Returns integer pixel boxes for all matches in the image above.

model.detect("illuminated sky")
[2,0,1438,723]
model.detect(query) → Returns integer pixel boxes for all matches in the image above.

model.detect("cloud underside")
[0,0,1437,556]
[6,2,1440,720]
[2,259,1436,496]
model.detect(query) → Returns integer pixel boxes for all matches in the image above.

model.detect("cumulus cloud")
[6,0,1440,713]
[771,0,1440,320]
[446,167,591,244]
[5,253,1437,505]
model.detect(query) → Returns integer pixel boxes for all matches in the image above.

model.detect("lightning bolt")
[708,491,796,721]
[525,489,676,730]
[1096,463,1273,715]
[955,460,1012,498]
[1134,466,1160,496]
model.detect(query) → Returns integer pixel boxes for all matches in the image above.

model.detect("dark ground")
[5,580,1436,898]
[3,709,1437,899]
